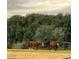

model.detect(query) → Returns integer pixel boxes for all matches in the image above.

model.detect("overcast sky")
[7,0,71,17]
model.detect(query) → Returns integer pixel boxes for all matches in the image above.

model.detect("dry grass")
[8,49,71,59]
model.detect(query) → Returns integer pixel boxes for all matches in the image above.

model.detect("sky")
[7,0,71,18]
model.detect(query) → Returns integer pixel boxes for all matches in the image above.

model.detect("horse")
[28,40,42,49]
[49,40,59,51]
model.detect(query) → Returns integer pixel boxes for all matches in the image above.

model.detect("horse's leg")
[37,44,40,50]
[28,44,31,50]
[54,45,57,51]
[37,45,38,50]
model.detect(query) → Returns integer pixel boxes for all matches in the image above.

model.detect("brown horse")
[28,40,42,49]
[49,40,58,50]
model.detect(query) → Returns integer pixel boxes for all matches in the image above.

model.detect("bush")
[11,41,29,49]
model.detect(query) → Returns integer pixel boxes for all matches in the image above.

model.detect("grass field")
[8,49,71,59]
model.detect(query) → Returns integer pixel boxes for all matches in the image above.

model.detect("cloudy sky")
[7,0,71,17]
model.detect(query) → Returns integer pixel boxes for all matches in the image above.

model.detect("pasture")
[8,49,71,59]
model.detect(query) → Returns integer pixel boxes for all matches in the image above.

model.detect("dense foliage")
[7,13,71,49]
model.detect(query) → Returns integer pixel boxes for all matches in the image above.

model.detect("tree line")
[7,13,71,49]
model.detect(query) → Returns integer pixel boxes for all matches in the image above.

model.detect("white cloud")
[7,0,71,17]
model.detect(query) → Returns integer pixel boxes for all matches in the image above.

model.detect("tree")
[7,13,71,49]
